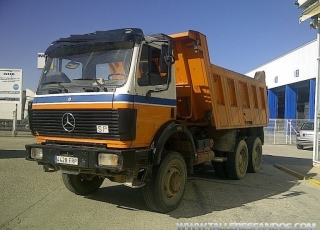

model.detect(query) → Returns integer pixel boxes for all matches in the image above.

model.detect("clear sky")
[0,0,316,91]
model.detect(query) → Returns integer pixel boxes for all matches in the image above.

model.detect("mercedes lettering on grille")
[62,113,76,132]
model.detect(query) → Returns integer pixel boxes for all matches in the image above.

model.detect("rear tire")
[212,161,228,178]
[143,151,187,213]
[246,137,262,173]
[226,140,248,180]
[212,151,228,178]
[62,173,104,195]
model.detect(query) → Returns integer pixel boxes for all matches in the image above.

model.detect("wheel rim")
[163,166,181,198]
[238,148,248,173]
[253,145,262,167]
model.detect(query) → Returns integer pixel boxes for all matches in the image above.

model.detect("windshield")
[37,42,133,94]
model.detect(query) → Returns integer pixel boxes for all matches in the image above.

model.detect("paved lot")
[0,136,319,230]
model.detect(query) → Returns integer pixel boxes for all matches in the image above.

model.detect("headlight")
[98,154,119,166]
[30,148,43,159]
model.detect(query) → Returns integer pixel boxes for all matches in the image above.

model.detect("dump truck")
[25,28,269,213]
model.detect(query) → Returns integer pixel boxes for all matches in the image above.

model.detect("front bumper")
[25,143,150,171]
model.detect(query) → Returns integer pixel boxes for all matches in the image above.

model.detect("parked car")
[296,122,314,150]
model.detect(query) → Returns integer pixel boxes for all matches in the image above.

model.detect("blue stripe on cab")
[33,94,114,103]
[134,95,176,106]
[33,94,176,106]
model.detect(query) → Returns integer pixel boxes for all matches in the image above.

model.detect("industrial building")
[246,39,317,120]
[246,39,319,166]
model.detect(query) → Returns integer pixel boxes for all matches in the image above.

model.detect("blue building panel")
[284,85,297,119]
[268,89,278,119]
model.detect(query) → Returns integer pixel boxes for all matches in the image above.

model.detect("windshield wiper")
[92,79,108,92]
[43,82,68,93]
[83,86,100,92]
[74,79,108,92]
[74,78,108,92]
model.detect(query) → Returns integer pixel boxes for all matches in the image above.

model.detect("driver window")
[138,45,167,86]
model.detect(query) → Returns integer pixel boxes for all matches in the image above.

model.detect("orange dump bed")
[170,30,269,129]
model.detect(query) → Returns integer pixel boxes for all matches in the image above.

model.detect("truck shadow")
[86,154,311,218]
[0,149,26,159]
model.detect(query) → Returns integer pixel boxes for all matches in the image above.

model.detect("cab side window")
[138,45,167,86]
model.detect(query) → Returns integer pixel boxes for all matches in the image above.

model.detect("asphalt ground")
[0,136,320,230]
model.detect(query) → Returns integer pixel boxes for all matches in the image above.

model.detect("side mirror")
[160,44,175,73]
[160,44,169,73]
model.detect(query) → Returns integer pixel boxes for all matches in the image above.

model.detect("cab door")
[133,43,176,147]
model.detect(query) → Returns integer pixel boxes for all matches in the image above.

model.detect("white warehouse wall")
[246,40,317,89]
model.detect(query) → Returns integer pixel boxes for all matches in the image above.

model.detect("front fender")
[150,121,196,165]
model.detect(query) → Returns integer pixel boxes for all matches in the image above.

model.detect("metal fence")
[0,121,31,137]
[0,117,312,145]
[264,119,312,145]
[0,105,31,137]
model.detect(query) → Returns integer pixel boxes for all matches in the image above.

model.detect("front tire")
[296,144,303,150]
[143,151,187,213]
[246,137,262,173]
[226,140,248,180]
[62,173,104,195]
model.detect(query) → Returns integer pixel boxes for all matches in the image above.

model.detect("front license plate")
[55,156,78,165]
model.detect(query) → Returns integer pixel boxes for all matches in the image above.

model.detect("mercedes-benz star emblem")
[62,113,76,132]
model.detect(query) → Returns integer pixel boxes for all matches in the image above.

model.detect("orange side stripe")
[35,136,132,148]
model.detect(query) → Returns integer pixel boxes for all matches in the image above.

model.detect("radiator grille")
[31,109,121,139]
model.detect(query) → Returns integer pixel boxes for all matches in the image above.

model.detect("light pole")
[297,0,320,167]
